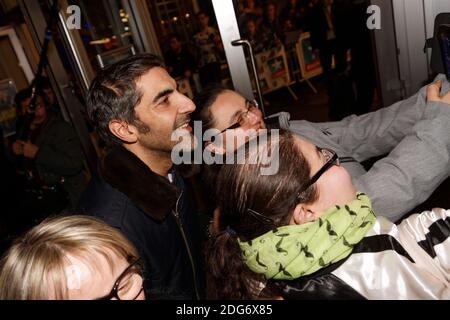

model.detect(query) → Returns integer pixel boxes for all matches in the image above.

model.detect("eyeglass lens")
[238,100,259,125]
[116,265,144,300]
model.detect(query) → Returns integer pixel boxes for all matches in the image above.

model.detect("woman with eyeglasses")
[0,215,145,300]
[195,80,450,226]
[205,130,450,299]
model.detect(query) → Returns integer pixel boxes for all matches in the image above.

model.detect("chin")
[252,122,264,130]
[176,133,198,151]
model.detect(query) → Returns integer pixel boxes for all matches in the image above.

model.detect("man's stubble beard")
[135,116,194,155]
[138,129,175,155]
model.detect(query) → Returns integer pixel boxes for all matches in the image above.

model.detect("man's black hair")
[86,53,164,146]
[14,88,32,114]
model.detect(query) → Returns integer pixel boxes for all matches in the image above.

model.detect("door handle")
[231,39,266,118]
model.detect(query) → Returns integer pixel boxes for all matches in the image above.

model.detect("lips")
[179,122,192,133]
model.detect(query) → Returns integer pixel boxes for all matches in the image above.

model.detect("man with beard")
[78,54,203,299]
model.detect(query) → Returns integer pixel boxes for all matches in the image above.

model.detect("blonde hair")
[0,215,139,300]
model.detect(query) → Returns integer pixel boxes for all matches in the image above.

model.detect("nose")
[177,93,196,114]
[35,103,45,111]
[245,108,262,125]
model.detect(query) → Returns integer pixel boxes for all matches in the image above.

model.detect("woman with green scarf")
[205,130,450,299]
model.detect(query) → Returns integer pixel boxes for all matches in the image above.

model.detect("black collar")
[99,146,179,221]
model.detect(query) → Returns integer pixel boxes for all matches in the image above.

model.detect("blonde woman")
[0,215,145,300]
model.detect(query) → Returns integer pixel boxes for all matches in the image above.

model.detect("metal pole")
[211,0,254,100]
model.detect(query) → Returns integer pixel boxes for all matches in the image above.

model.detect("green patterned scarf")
[238,193,376,280]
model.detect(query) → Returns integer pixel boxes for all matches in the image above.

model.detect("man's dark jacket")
[77,146,203,299]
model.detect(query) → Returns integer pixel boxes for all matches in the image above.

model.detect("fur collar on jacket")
[99,146,179,221]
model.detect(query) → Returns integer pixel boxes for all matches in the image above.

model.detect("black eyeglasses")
[297,147,339,199]
[209,99,259,143]
[245,147,339,226]
[96,257,145,300]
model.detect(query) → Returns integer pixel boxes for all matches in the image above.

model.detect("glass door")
[210,0,254,101]
[58,0,158,92]
[210,0,304,117]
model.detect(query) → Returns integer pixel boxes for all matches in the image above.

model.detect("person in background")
[164,33,198,81]
[0,215,145,300]
[280,0,309,31]
[193,11,224,87]
[261,2,284,49]
[11,90,86,210]
[243,18,267,54]
[238,0,264,30]
[347,0,377,115]
[13,88,32,137]
[308,0,354,120]
[38,77,59,111]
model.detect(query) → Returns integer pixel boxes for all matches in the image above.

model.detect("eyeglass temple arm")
[247,208,275,225]
[231,39,266,118]
[297,152,339,199]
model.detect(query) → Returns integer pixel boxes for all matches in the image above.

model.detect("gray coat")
[274,74,450,222]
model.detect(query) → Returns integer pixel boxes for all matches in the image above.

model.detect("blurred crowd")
[163,0,376,120]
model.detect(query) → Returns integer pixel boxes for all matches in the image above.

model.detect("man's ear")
[108,120,138,144]
[290,204,316,225]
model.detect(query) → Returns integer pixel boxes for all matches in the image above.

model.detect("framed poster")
[0,79,18,138]
[296,32,322,80]
[96,45,136,69]
[254,46,291,94]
